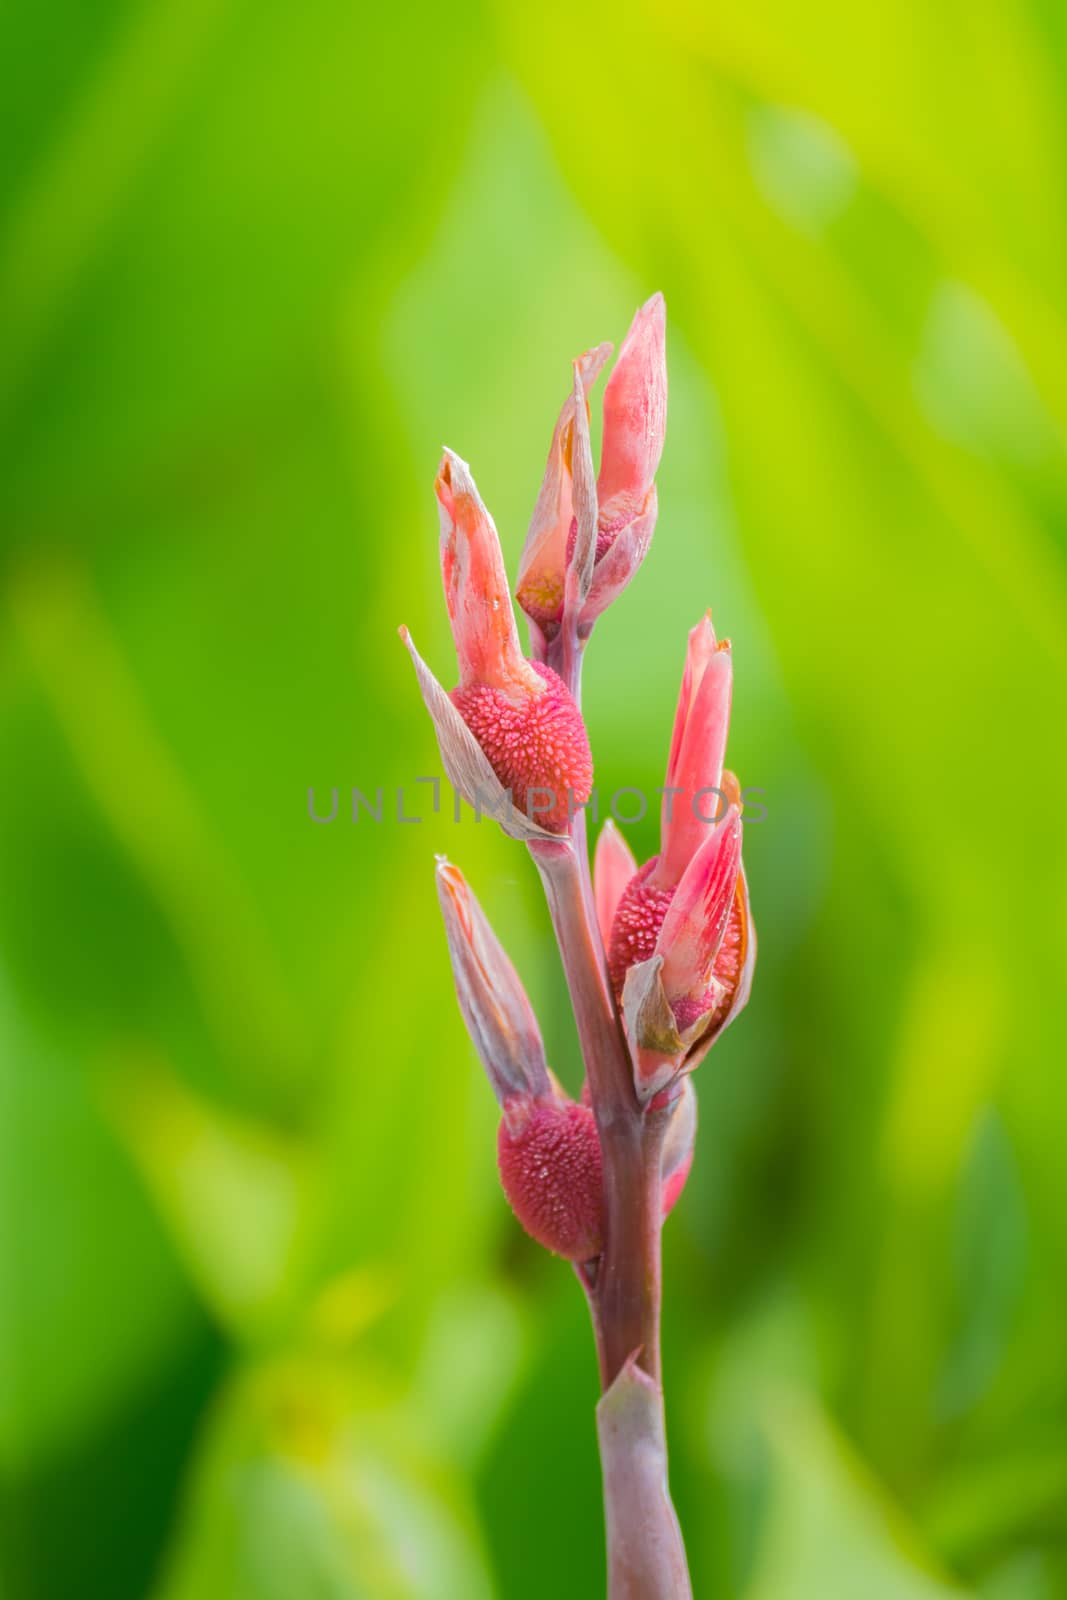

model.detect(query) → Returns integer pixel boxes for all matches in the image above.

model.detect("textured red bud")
[609,807,747,1098]
[608,616,751,1076]
[432,449,593,833]
[497,1097,604,1262]
[608,857,672,995]
[451,661,592,833]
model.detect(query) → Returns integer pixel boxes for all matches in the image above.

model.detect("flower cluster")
[402,296,755,1262]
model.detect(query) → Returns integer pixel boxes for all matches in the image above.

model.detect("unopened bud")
[405,451,594,836]
[497,1097,603,1262]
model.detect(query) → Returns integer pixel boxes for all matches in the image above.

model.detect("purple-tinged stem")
[529,837,690,1597]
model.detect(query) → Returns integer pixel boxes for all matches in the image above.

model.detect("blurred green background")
[3,1,1066,1595]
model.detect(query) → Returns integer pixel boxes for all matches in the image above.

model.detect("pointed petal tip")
[583,338,614,368]
[593,818,640,946]
[436,447,479,505]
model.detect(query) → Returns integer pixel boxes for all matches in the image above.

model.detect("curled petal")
[621,955,685,1103]
[437,449,533,691]
[664,614,718,791]
[658,618,733,884]
[660,1079,697,1217]
[516,342,612,631]
[579,485,659,629]
[677,865,757,1076]
[656,807,742,1010]
[399,626,557,842]
[436,858,551,1107]
[598,292,667,510]
[565,358,598,618]
[593,820,639,947]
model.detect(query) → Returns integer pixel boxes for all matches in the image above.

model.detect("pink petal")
[564,358,598,616]
[437,449,532,690]
[593,819,639,947]
[658,624,732,885]
[660,1079,697,1217]
[664,613,718,792]
[579,485,659,629]
[656,807,742,1008]
[678,864,757,1073]
[598,292,667,510]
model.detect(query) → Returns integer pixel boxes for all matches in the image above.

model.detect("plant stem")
[529,837,691,1597]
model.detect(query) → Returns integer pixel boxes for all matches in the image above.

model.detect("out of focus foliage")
[2,1,1066,1596]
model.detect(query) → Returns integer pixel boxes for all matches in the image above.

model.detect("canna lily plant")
[401,295,755,1598]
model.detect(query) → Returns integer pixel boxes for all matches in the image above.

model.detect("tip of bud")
[436,859,552,1104]
[436,446,474,500]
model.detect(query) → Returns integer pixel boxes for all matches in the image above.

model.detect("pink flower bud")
[611,809,741,1037]
[437,859,604,1261]
[516,343,613,634]
[619,847,755,1101]
[450,662,592,833]
[606,614,754,1101]
[593,819,639,947]
[581,294,667,626]
[608,617,737,994]
[406,450,594,835]
[516,295,667,637]
[497,1096,603,1262]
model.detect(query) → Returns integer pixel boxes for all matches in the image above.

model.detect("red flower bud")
[439,451,592,833]
[436,859,604,1261]
[605,618,755,1101]
[497,1096,603,1262]
[403,451,593,836]
[450,661,592,833]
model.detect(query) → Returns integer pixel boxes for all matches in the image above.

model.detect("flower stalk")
[401,296,754,1597]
